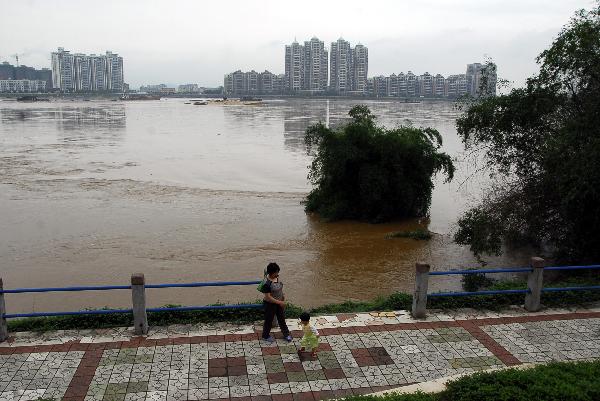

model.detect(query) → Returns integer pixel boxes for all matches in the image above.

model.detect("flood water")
[0,98,528,314]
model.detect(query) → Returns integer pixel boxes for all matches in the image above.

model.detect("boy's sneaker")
[284,335,293,342]
[262,336,275,343]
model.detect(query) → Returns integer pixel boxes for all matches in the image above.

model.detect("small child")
[298,312,319,357]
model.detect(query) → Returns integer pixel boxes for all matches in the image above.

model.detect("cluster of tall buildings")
[225,37,368,96]
[51,47,124,92]
[224,38,496,98]
[368,63,496,98]
[224,70,285,95]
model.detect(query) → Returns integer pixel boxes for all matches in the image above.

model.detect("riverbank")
[7,276,600,333]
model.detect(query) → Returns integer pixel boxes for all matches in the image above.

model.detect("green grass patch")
[311,293,412,315]
[385,229,433,240]
[7,302,304,333]
[344,360,600,401]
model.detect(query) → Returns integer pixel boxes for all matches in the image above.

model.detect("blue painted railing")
[0,280,262,319]
[427,264,600,298]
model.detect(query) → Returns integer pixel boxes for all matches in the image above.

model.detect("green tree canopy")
[454,4,600,262]
[304,105,455,222]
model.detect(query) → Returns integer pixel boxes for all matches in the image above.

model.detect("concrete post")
[525,257,545,312]
[131,273,148,335]
[411,263,431,318]
[0,278,8,342]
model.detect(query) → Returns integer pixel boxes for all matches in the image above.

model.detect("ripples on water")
[0,99,528,312]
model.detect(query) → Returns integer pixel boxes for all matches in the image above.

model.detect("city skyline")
[223,62,494,99]
[223,37,494,98]
[0,0,591,88]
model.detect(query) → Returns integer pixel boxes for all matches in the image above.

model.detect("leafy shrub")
[304,105,454,222]
[454,5,600,263]
[461,269,496,292]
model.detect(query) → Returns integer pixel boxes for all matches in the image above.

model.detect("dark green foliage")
[7,309,134,332]
[311,292,412,315]
[386,229,433,240]
[461,268,496,292]
[304,105,454,222]
[344,361,600,401]
[442,361,600,401]
[7,302,303,333]
[454,4,600,263]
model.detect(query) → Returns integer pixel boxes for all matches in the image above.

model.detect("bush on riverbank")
[454,5,600,264]
[304,105,454,222]
[344,360,600,401]
[6,276,600,332]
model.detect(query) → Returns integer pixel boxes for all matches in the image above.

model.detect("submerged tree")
[454,4,600,262]
[304,105,454,222]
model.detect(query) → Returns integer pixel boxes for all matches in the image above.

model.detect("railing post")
[412,262,430,318]
[525,257,545,312]
[131,273,148,335]
[0,278,8,342]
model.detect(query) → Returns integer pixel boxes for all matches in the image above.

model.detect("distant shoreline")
[0,92,458,102]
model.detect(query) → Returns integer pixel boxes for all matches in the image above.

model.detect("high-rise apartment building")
[258,70,275,93]
[386,74,398,97]
[106,51,124,91]
[433,74,446,97]
[329,39,369,95]
[74,54,91,91]
[51,48,75,91]
[284,40,304,92]
[466,62,497,96]
[420,72,433,97]
[284,37,328,93]
[51,48,124,92]
[90,55,107,91]
[303,37,328,92]
[224,69,283,96]
[352,44,368,93]
[445,74,468,98]
[406,71,417,97]
[330,38,353,94]
[245,70,259,93]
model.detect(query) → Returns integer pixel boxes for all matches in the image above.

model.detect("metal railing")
[0,274,262,342]
[411,258,600,318]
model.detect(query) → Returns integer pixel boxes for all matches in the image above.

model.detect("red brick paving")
[459,321,522,366]
[3,311,600,401]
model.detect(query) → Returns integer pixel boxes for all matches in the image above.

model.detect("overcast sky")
[0,0,594,88]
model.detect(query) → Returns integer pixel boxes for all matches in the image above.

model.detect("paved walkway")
[1,305,600,401]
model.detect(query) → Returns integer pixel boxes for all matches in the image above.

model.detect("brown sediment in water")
[0,99,529,314]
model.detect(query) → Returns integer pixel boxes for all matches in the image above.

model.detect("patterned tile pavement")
[1,306,600,401]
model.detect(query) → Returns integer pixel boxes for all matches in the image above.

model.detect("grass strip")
[6,276,600,332]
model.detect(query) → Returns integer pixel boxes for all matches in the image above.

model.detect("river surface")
[0,98,528,313]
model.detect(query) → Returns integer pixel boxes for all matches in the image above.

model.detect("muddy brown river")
[0,98,528,314]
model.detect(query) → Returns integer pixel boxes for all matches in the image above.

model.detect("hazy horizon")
[0,0,594,88]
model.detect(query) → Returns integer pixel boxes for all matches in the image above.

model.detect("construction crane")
[12,54,23,67]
